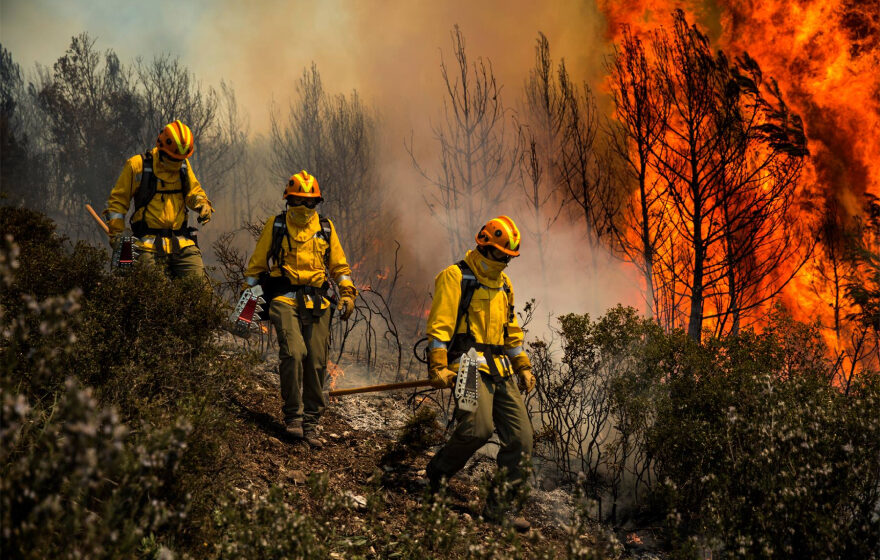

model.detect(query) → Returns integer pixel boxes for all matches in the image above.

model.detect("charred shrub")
[380,405,444,469]
[528,306,668,521]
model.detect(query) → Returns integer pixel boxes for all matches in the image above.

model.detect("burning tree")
[609,11,809,339]
[607,27,670,323]
[408,25,519,259]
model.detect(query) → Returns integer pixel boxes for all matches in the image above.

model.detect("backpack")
[130,151,194,249]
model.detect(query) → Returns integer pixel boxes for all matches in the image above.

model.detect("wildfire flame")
[327,360,345,391]
[598,1,879,371]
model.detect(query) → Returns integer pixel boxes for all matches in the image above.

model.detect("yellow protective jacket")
[426,249,525,377]
[245,209,356,310]
[105,147,210,253]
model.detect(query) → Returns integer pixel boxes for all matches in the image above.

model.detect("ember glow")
[327,360,345,391]
[599,0,879,370]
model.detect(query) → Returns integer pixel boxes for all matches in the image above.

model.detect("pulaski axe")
[85,204,137,269]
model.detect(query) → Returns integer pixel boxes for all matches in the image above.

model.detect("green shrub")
[650,312,880,558]
[533,305,880,558]
[1,379,190,559]
[1,208,249,556]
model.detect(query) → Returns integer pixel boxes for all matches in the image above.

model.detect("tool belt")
[259,272,333,320]
[449,336,511,380]
[131,223,198,253]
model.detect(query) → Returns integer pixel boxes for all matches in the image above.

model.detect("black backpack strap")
[317,215,332,272]
[180,160,190,197]
[131,151,157,222]
[447,260,480,362]
[267,212,288,268]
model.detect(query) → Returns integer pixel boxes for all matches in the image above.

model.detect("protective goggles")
[286,196,320,209]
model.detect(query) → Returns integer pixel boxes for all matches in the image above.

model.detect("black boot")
[425,462,444,494]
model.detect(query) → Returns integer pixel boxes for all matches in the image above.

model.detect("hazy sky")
[0,0,644,318]
[1,0,608,134]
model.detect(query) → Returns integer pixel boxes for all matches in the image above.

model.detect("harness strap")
[266,212,335,313]
[447,260,515,377]
[130,151,193,251]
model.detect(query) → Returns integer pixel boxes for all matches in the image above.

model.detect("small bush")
[532,305,880,557]
[380,405,444,468]
[1,208,250,556]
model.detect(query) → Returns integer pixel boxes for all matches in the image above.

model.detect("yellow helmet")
[283,170,323,200]
[475,215,521,257]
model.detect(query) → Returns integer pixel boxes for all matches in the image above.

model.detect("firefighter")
[243,171,357,447]
[424,216,535,532]
[103,120,214,277]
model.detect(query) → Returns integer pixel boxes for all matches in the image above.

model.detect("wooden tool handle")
[328,379,435,397]
[85,204,110,235]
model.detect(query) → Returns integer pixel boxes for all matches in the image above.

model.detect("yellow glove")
[195,198,214,224]
[428,347,456,389]
[105,217,127,249]
[511,353,535,393]
[107,217,125,237]
[337,284,357,321]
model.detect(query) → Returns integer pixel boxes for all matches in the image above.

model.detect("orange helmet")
[475,215,521,257]
[156,120,194,160]
[283,170,322,200]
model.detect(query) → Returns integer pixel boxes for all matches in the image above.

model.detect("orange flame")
[598,1,879,372]
[327,360,345,391]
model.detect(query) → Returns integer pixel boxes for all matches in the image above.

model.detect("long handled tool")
[329,379,435,397]
[85,204,109,235]
[86,204,137,268]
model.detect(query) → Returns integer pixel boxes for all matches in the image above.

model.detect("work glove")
[511,353,535,393]
[102,209,126,246]
[337,284,357,321]
[194,197,214,224]
[428,347,456,389]
[107,217,125,237]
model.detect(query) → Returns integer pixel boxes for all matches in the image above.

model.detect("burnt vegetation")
[3,10,880,559]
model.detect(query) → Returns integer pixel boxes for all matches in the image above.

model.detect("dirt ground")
[220,342,663,559]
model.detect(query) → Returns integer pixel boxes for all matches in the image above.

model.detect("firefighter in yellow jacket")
[244,171,357,447]
[103,120,214,277]
[425,216,535,531]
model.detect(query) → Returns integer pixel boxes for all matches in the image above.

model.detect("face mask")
[289,205,316,226]
[157,152,183,171]
[472,249,507,280]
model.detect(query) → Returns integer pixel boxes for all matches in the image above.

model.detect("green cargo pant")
[269,300,331,431]
[138,245,205,279]
[428,373,533,483]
